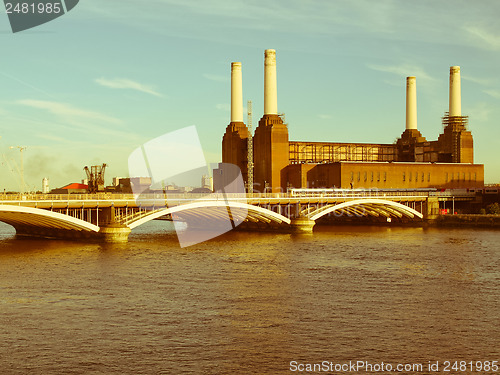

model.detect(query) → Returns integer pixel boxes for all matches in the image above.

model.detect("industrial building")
[216,50,484,193]
[50,182,88,194]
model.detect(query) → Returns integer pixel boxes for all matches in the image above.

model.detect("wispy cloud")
[95,78,163,97]
[483,89,500,99]
[467,102,492,123]
[7,100,146,146]
[464,26,500,50]
[16,99,121,124]
[216,103,230,111]
[80,0,500,55]
[203,73,228,82]
[318,114,332,120]
[367,63,435,81]
[0,71,56,99]
[35,133,72,143]
[80,0,397,44]
[462,75,492,86]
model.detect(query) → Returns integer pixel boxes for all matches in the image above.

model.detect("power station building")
[216,49,484,193]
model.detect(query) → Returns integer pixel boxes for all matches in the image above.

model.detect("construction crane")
[247,100,254,194]
[84,163,107,193]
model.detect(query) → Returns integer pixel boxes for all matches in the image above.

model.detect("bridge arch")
[309,199,423,221]
[126,201,291,229]
[0,205,100,232]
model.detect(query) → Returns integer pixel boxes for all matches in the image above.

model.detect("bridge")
[0,190,474,242]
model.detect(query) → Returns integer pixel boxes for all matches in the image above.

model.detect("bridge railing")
[0,193,241,202]
[0,193,136,201]
[0,189,475,202]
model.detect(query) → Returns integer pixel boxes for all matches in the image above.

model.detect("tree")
[486,202,500,215]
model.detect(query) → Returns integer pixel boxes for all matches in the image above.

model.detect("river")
[0,222,498,374]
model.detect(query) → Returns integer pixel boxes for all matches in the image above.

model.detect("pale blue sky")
[1,0,499,191]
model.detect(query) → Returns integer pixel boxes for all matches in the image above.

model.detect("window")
[457,172,460,181]
[377,172,380,182]
[428,173,430,182]
[409,172,412,182]
[462,172,465,181]
[450,173,453,182]
[351,172,354,181]
[364,172,367,182]
[384,172,387,182]
[445,173,448,182]
[421,172,424,182]
[403,172,406,182]
[371,172,374,182]
[357,172,360,182]
[468,172,471,181]
[474,173,477,181]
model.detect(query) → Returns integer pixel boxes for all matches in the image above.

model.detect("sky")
[0,0,499,192]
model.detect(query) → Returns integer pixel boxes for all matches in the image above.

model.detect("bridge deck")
[0,190,474,209]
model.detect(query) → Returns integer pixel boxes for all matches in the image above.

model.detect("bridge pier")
[98,224,131,243]
[97,207,131,242]
[290,217,315,234]
[424,197,440,223]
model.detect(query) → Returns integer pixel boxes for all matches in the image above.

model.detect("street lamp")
[10,146,27,194]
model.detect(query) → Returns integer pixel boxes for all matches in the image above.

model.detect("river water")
[0,222,498,374]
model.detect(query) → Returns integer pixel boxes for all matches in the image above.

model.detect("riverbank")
[435,214,500,228]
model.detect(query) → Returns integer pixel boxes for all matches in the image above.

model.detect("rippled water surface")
[0,222,499,374]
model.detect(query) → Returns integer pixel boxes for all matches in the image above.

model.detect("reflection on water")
[0,221,499,374]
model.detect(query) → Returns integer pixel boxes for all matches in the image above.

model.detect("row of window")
[351,171,387,183]
[402,172,431,182]
[350,170,478,183]
[445,172,477,182]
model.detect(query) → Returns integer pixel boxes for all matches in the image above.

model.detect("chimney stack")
[231,62,243,123]
[405,76,417,130]
[449,66,461,117]
[264,49,278,115]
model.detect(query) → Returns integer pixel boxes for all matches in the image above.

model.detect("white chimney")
[42,177,49,194]
[449,66,461,117]
[405,76,417,130]
[264,49,278,115]
[231,62,243,122]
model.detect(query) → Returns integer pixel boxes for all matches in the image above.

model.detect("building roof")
[61,183,88,190]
